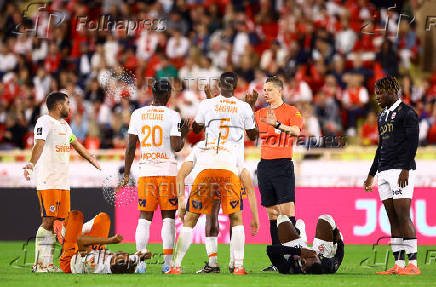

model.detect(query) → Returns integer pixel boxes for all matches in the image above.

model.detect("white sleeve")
[127,111,138,135]
[185,147,197,164]
[170,112,182,137]
[34,117,49,141]
[242,103,256,130]
[194,100,207,124]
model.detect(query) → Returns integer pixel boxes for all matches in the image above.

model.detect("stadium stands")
[0,0,436,151]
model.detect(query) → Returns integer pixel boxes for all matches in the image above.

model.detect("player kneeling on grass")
[170,141,260,275]
[267,215,344,274]
[57,210,151,274]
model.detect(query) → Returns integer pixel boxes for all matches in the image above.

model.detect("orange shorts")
[37,189,70,219]
[137,176,178,211]
[59,210,111,273]
[187,169,243,215]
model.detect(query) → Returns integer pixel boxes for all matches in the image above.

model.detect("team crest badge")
[391,112,396,120]
[169,198,177,206]
[192,200,202,209]
[49,205,55,212]
[230,200,239,208]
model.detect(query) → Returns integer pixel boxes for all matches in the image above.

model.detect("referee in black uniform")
[363,76,420,275]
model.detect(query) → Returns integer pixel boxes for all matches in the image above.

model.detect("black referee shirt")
[369,100,419,176]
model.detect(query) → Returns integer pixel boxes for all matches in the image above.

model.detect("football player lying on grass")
[55,210,151,274]
[267,214,344,274]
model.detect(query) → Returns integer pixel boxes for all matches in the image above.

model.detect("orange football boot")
[398,264,421,275]
[376,264,404,275]
[233,267,248,275]
[169,267,182,274]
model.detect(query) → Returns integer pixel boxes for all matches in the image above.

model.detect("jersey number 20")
[141,125,163,147]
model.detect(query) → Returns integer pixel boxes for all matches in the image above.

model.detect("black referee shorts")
[257,158,295,207]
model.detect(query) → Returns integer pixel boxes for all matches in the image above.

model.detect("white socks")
[205,237,218,267]
[230,225,245,268]
[391,237,405,268]
[135,219,151,251]
[161,218,175,267]
[229,235,235,268]
[173,227,193,267]
[35,226,55,266]
[404,238,418,267]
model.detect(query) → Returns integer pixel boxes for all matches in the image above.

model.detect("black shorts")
[257,158,295,207]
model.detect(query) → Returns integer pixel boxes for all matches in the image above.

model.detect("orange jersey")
[255,104,303,160]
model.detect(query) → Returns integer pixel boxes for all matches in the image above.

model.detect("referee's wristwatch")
[275,122,281,129]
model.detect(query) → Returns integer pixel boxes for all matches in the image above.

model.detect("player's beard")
[60,109,69,119]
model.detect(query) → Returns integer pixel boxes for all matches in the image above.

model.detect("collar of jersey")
[386,99,402,112]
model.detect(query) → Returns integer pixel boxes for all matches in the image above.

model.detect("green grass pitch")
[1,242,436,287]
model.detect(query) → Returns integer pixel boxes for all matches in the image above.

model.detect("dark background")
[0,188,115,240]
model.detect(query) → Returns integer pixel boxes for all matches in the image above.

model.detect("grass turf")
[1,242,436,287]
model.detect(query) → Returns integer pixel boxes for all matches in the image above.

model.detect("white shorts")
[312,238,336,258]
[377,169,415,201]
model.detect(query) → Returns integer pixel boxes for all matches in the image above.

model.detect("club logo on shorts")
[49,205,55,212]
[393,189,402,195]
[230,200,239,209]
[169,198,177,206]
[138,198,146,207]
[192,200,202,209]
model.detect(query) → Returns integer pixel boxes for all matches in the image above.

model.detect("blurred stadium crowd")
[0,0,436,151]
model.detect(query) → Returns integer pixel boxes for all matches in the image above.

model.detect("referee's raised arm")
[253,76,303,272]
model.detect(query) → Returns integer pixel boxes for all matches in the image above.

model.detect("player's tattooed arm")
[176,161,194,223]
[71,139,101,170]
[122,134,138,186]
[23,139,45,181]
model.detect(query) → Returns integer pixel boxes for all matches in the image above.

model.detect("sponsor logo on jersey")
[169,198,177,206]
[201,176,231,183]
[318,244,325,252]
[191,200,202,209]
[55,144,71,152]
[220,99,236,105]
[140,152,169,160]
[230,200,239,209]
